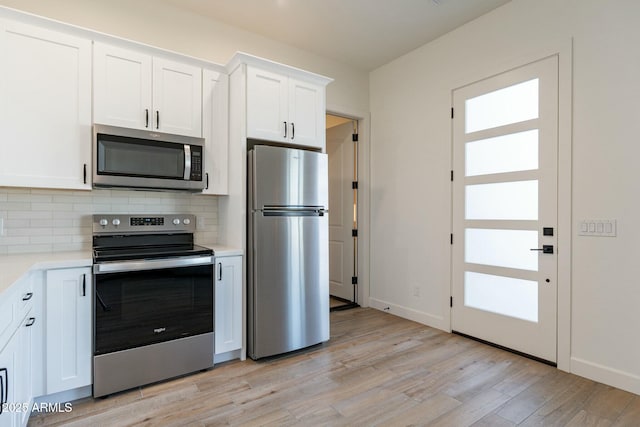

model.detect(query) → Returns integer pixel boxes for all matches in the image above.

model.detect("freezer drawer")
[248,212,330,359]
[250,145,328,209]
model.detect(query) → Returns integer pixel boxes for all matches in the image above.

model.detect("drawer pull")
[22,292,33,301]
[25,317,36,327]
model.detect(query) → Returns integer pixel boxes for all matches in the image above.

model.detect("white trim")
[326,105,370,308]
[370,298,446,330]
[571,357,640,395]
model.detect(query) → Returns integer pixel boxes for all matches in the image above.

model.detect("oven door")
[93,256,214,355]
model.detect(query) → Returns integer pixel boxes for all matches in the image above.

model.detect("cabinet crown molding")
[227,52,333,87]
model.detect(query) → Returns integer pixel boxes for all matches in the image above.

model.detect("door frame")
[327,105,369,308]
[448,38,573,371]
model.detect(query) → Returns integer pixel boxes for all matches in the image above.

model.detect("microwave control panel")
[190,146,202,181]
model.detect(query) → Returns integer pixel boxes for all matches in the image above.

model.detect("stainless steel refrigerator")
[248,145,330,360]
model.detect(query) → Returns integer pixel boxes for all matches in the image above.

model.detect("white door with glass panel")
[452,56,558,363]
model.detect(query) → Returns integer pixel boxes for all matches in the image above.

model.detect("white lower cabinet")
[0,280,35,427]
[214,256,243,358]
[45,268,92,395]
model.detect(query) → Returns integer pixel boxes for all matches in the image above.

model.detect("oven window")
[94,264,213,355]
[97,134,185,179]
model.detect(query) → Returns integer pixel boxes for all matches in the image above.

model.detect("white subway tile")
[32,202,74,212]
[0,236,30,245]
[30,219,55,228]
[1,202,31,211]
[8,228,52,237]
[8,194,52,203]
[8,244,52,254]
[8,211,52,219]
[6,219,29,228]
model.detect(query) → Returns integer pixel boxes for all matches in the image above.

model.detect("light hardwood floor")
[29,308,640,426]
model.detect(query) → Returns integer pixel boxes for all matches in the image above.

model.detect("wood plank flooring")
[29,308,640,426]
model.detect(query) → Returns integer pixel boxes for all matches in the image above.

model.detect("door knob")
[530,245,554,254]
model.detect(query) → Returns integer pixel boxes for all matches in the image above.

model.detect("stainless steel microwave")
[92,124,206,192]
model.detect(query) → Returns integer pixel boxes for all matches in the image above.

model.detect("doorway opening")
[326,113,360,311]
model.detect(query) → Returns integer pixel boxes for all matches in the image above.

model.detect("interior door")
[451,56,558,363]
[327,121,356,301]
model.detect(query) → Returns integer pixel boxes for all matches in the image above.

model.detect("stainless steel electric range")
[92,214,214,397]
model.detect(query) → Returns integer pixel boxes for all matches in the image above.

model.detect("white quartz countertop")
[0,251,93,295]
[203,245,244,257]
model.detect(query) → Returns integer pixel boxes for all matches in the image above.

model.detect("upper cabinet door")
[0,20,92,190]
[93,42,153,130]
[202,69,229,195]
[288,78,324,150]
[152,58,202,137]
[246,66,289,142]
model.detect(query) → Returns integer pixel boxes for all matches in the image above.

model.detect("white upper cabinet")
[202,68,229,195]
[246,64,328,151]
[93,43,152,130]
[152,58,202,137]
[93,42,202,137]
[247,67,289,143]
[0,19,92,190]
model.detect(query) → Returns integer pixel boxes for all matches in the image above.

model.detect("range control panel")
[93,214,196,235]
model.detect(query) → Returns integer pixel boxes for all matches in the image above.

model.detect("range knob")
[183,218,191,225]
[172,218,181,225]
[112,219,121,226]
[99,219,108,227]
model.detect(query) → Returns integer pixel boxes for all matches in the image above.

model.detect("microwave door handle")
[184,145,191,180]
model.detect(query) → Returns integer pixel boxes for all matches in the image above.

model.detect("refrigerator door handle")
[262,209,325,217]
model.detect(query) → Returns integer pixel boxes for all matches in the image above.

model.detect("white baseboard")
[571,357,640,395]
[369,298,446,331]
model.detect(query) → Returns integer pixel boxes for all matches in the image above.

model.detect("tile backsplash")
[0,187,218,255]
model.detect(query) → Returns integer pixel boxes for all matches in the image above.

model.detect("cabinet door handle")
[156,111,160,129]
[283,121,287,138]
[291,122,295,140]
[22,292,33,301]
[218,262,222,281]
[83,163,87,184]
[25,317,35,327]
[0,367,7,411]
[145,109,149,128]
[82,274,86,297]
[205,172,209,190]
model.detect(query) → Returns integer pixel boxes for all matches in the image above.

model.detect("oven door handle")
[93,255,214,274]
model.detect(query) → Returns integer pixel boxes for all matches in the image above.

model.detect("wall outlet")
[0,218,4,236]
[413,286,420,297]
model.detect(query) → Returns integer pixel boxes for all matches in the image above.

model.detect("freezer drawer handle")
[263,210,325,217]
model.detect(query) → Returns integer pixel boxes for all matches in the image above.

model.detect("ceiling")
[162,0,511,71]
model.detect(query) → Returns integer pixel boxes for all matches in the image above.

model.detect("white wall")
[370,0,640,394]
[0,0,368,114]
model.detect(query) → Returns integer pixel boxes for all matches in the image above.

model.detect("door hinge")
[352,133,359,142]
[450,296,453,307]
[352,181,358,190]
[352,229,358,237]
[451,108,454,119]
[450,233,453,244]
[451,170,454,181]
[352,276,358,285]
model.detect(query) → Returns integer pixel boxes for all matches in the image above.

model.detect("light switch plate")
[578,219,616,237]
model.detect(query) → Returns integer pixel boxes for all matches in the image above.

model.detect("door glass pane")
[465,79,539,133]
[464,271,538,322]
[466,130,538,176]
[465,228,538,271]
[466,180,538,220]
